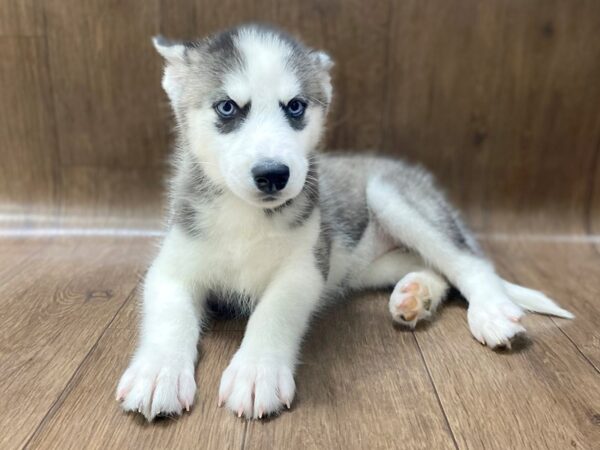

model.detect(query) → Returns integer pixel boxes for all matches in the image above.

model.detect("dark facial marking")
[280,98,307,131]
[215,102,250,134]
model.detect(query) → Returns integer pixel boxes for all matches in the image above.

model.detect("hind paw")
[468,299,525,349]
[389,271,448,327]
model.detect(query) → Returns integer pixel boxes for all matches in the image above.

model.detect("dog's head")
[154,24,333,208]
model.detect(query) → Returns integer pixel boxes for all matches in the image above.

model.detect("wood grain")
[56,166,164,230]
[0,0,43,36]
[0,37,59,224]
[0,238,152,449]
[43,0,166,168]
[384,0,600,233]
[1,0,596,231]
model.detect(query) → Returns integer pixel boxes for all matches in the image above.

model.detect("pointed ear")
[311,50,334,72]
[152,35,186,65]
[311,50,334,105]
[152,36,188,107]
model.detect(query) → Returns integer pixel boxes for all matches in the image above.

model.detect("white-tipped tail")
[503,280,574,319]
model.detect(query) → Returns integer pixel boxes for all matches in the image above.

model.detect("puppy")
[116,24,573,421]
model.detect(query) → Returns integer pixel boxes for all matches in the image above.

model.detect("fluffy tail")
[502,280,574,319]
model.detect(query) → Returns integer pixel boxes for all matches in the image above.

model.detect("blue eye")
[285,98,307,118]
[215,100,238,118]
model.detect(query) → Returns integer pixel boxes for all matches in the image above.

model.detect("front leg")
[116,231,205,420]
[219,254,323,419]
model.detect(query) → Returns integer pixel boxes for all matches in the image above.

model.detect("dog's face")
[154,25,333,208]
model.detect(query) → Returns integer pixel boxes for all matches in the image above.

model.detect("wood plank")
[414,243,600,449]
[27,288,247,450]
[43,0,166,167]
[384,0,600,233]
[56,166,164,230]
[244,292,456,450]
[0,0,43,36]
[0,37,59,226]
[0,238,49,281]
[0,237,153,449]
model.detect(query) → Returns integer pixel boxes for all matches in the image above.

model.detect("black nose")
[252,161,290,194]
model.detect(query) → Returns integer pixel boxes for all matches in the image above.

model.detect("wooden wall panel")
[384,0,600,232]
[0,0,43,36]
[0,0,598,232]
[56,166,164,229]
[44,0,166,167]
[0,37,59,222]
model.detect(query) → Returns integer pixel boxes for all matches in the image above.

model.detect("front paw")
[218,350,295,420]
[116,352,196,421]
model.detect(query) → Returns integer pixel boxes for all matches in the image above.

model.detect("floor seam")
[552,319,600,375]
[412,332,460,450]
[21,284,139,449]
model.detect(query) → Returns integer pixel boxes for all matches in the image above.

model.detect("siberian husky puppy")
[116,24,572,421]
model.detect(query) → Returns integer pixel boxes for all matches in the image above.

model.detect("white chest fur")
[158,194,320,301]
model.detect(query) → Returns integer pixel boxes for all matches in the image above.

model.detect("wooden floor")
[1,235,599,450]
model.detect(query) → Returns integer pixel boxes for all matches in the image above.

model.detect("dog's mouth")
[260,194,280,203]
[253,190,297,210]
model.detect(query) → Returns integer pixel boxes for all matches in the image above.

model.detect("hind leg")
[367,179,526,348]
[353,249,450,327]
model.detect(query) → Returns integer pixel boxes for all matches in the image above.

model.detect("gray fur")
[318,153,478,254]
[169,148,223,237]
[314,225,332,280]
[289,157,319,227]
[318,155,371,247]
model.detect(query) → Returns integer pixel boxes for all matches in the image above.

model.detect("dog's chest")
[198,198,315,296]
